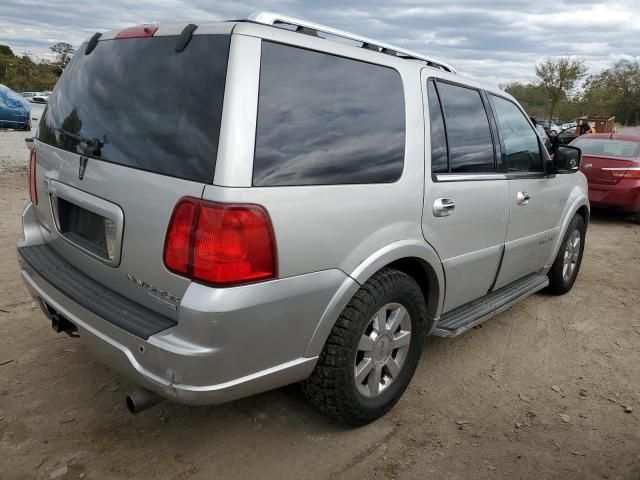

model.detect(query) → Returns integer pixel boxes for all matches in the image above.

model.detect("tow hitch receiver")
[51,312,78,337]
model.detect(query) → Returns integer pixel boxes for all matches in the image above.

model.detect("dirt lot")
[0,130,639,480]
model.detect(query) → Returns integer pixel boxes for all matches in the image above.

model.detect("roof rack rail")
[247,11,456,74]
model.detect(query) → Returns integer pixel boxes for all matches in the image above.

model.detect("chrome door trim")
[434,173,506,182]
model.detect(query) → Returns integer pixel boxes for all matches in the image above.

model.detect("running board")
[433,274,549,337]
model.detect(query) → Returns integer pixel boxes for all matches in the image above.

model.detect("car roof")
[91,17,511,101]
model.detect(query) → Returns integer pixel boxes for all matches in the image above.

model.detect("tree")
[582,60,640,125]
[608,59,640,126]
[503,82,548,119]
[50,42,75,71]
[0,44,60,91]
[535,57,587,123]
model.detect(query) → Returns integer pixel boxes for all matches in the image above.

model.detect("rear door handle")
[433,198,455,217]
[516,191,531,205]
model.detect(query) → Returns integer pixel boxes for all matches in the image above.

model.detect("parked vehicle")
[530,117,551,151]
[574,133,640,223]
[30,92,50,104]
[17,13,589,425]
[536,120,561,135]
[0,84,31,130]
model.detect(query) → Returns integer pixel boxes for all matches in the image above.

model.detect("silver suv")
[18,13,589,425]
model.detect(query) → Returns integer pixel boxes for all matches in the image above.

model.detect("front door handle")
[433,198,455,217]
[516,191,531,205]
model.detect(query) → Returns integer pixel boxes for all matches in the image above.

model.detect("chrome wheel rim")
[562,229,581,281]
[354,303,411,398]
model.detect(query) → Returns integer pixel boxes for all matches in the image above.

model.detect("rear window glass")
[572,138,639,158]
[253,41,405,186]
[38,35,230,182]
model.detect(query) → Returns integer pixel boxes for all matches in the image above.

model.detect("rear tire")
[302,268,427,425]
[546,214,586,294]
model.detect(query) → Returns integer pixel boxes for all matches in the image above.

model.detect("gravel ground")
[0,103,44,175]
[0,126,639,480]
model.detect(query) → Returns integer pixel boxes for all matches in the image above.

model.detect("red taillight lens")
[623,168,640,180]
[164,199,198,275]
[606,168,640,179]
[28,149,37,205]
[163,198,277,286]
[115,25,158,39]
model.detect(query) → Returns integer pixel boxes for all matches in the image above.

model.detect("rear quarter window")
[253,41,406,186]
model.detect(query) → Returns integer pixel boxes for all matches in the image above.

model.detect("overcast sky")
[1,0,639,87]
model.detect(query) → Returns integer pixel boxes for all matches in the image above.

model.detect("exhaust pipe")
[126,388,163,414]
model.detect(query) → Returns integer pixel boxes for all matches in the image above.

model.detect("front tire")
[302,268,427,425]
[547,214,586,294]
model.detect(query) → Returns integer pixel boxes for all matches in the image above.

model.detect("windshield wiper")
[55,128,109,157]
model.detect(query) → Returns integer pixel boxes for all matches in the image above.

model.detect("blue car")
[0,84,31,130]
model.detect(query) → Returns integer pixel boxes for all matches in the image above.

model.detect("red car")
[572,133,640,223]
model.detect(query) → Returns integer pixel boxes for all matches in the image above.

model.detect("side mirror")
[25,137,35,150]
[553,145,581,173]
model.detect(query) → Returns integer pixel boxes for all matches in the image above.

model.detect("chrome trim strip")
[248,11,456,73]
[505,172,549,180]
[434,173,506,182]
[602,167,640,171]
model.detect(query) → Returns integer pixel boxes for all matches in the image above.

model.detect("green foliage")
[50,42,75,70]
[0,44,59,91]
[507,57,639,126]
[535,57,587,123]
[503,82,548,118]
[582,60,640,126]
[0,45,14,56]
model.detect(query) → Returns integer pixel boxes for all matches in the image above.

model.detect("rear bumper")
[588,180,640,212]
[17,205,351,405]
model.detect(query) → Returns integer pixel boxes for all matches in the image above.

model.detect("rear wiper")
[55,128,109,157]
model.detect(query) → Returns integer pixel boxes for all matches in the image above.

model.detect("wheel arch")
[304,241,445,357]
[547,193,590,267]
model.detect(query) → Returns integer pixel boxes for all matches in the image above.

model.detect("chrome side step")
[433,274,549,337]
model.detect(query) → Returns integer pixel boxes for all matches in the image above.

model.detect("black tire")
[546,214,586,294]
[631,212,640,225]
[302,267,427,426]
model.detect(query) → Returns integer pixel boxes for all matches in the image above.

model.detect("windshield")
[572,138,640,159]
[38,34,230,182]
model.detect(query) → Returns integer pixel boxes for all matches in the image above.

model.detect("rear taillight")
[622,168,640,179]
[604,167,640,179]
[114,25,158,39]
[28,149,37,205]
[163,198,277,287]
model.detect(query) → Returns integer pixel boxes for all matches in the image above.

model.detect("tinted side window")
[436,82,495,173]
[253,42,405,186]
[427,80,448,174]
[491,96,542,172]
